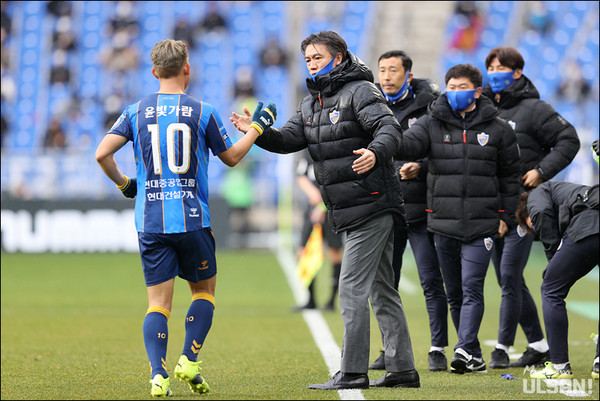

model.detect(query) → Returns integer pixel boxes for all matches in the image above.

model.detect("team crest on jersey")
[477,132,489,146]
[329,110,339,124]
[408,117,417,128]
[517,224,528,237]
[484,237,493,251]
[508,120,516,130]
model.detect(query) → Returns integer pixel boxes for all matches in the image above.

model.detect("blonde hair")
[150,39,189,79]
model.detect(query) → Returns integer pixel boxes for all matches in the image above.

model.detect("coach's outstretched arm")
[219,101,277,167]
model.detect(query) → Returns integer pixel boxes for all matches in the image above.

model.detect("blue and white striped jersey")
[108,93,232,233]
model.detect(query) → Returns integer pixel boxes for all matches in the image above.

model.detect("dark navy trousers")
[541,234,599,364]
[491,228,545,346]
[434,233,494,358]
[393,220,448,347]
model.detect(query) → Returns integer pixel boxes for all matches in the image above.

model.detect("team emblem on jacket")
[329,110,339,124]
[508,120,516,130]
[477,132,489,146]
[484,237,493,251]
[517,224,528,237]
[408,117,417,128]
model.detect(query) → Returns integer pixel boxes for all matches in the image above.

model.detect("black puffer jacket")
[528,181,599,260]
[255,52,405,233]
[377,78,439,223]
[482,75,579,182]
[397,94,521,242]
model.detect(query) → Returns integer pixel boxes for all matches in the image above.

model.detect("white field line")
[275,248,366,400]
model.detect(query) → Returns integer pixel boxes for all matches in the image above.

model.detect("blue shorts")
[138,228,217,287]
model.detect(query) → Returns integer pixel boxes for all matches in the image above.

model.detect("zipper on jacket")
[318,92,322,107]
[462,118,468,234]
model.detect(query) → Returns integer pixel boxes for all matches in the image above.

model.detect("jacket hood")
[306,51,374,97]
[430,92,500,128]
[482,75,540,108]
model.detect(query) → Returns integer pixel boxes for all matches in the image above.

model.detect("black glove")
[249,101,277,135]
[117,176,137,198]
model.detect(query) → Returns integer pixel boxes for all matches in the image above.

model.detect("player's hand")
[117,176,137,198]
[399,162,420,180]
[497,219,508,238]
[231,107,252,133]
[352,148,376,174]
[521,169,542,188]
[249,101,277,135]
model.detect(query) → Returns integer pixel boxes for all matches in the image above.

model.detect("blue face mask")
[446,89,478,111]
[309,57,336,81]
[488,71,515,93]
[382,71,411,103]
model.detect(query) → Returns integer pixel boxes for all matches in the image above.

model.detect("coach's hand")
[117,175,137,198]
[249,101,277,135]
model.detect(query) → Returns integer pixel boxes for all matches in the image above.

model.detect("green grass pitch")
[1,242,598,399]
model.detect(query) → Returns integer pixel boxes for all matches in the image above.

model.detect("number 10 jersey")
[108,93,233,233]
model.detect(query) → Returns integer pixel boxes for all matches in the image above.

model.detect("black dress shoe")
[308,371,369,390]
[369,350,386,370]
[369,370,420,388]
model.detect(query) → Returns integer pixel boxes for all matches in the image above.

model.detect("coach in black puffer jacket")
[255,53,405,234]
[378,78,438,223]
[482,75,579,182]
[397,92,521,242]
[247,31,417,387]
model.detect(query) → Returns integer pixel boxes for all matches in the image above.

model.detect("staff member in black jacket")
[516,181,598,379]
[231,31,419,390]
[369,50,448,373]
[397,64,521,374]
[482,46,580,369]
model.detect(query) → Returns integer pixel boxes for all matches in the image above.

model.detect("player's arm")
[95,133,136,197]
[219,102,277,167]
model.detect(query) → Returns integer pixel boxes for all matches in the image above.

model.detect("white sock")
[529,339,549,353]
[594,357,599,364]
[430,346,444,353]
[495,344,509,353]
[554,362,568,370]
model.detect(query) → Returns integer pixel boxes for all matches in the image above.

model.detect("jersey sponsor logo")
[329,110,339,124]
[508,120,516,130]
[189,208,200,218]
[443,134,451,143]
[477,132,489,146]
[408,117,417,128]
[517,224,528,237]
[484,237,493,251]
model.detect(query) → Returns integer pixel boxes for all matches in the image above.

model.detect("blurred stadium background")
[1,0,598,252]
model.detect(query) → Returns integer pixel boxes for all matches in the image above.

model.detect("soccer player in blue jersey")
[95,39,276,397]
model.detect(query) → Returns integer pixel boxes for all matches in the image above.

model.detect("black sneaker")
[290,302,316,312]
[428,351,447,371]
[489,348,509,369]
[592,360,599,379]
[368,350,386,370]
[509,347,550,368]
[450,348,487,374]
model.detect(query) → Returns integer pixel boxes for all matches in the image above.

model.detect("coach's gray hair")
[150,39,189,79]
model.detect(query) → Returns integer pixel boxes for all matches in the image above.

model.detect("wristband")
[116,176,130,190]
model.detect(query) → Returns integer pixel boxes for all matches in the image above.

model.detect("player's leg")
[138,232,180,397]
[173,228,217,394]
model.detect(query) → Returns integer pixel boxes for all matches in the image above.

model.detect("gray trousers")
[339,212,416,373]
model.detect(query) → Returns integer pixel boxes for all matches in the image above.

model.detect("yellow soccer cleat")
[530,361,573,379]
[150,374,173,397]
[174,355,210,394]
